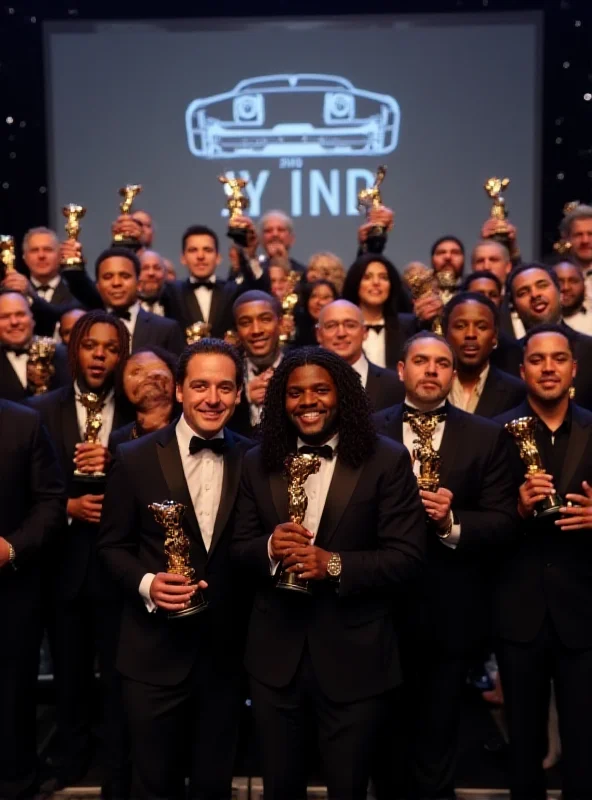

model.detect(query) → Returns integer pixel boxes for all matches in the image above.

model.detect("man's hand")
[111,214,142,241]
[267,242,288,260]
[556,481,592,530]
[420,487,453,529]
[413,293,443,322]
[59,239,83,265]
[149,573,208,613]
[230,215,259,257]
[0,537,11,568]
[270,522,313,560]
[2,271,33,296]
[246,369,274,406]
[283,546,331,581]
[518,473,555,519]
[67,494,104,524]
[74,443,111,475]
[480,218,518,252]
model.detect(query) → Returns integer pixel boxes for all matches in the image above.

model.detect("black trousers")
[121,657,243,800]
[250,648,386,800]
[497,616,592,800]
[50,565,129,796]
[373,647,468,800]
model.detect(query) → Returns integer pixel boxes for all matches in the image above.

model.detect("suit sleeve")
[231,455,276,579]
[8,415,67,563]
[62,269,105,310]
[338,447,426,597]
[454,427,521,555]
[97,450,148,598]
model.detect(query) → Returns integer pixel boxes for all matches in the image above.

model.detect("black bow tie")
[189,436,227,456]
[2,344,29,355]
[191,279,214,290]
[141,296,159,308]
[34,284,52,295]
[111,308,132,321]
[365,324,384,334]
[403,403,446,420]
[298,444,334,460]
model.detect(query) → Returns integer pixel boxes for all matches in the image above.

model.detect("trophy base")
[365,226,387,255]
[168,590,208,619]
[111,234,142,252]
[60,258,86,272]
[276,571,312,595]
[227,225,249,249]
[534,493,564,519]
[71,471,107,498]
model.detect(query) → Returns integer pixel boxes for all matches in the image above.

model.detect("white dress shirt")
[190,276,217,323]
[139,415,225,612]
[246,352,283,426]
[362,320,386,368]
[268,434,339,574]
[351,353,369,388]
[140,298,165,317]
[108,301,140,349]
[510,309,526,340]
[402,397,461,549]
[32,275,61,303]
[74,382,116,448]
[6,350,28,389]
[449,364,490,414]
[564,304,592,335]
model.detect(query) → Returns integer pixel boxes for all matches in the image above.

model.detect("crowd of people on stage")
[1,198,592,800]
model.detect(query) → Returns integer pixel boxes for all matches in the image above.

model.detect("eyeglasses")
[319,320,363,332]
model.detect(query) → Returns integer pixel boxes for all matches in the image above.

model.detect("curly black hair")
[342,253,408,317]
[259,346,377,473]
[68,309,130,390]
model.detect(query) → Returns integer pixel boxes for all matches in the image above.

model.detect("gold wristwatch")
[327,552,342,580]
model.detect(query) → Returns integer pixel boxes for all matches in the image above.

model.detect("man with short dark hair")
[430,235,465,283]
[552,260,592,335]
[99,339,253,800]
[494,323,592,800]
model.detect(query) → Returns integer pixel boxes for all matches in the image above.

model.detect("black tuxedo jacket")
[166,269,270,339]
[29,385,130,598]
[474,365,527,419]
[374,402,519,653]
[365,361,405,412]
[489,330,523,376]
[493,401,592,648]
[97,424,254,686]
[131,307,185,355]
[384,314,418,369]
[0,344,70,403]
[231,437,426,703]
[498,295,516,340]
[108,421,135,452]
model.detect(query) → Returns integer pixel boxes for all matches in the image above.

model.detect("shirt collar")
[189,275,217,286]
[296,433,339,451]
[404,396,447,412]
[176,413,224,453]
[246,351,283,375]
[74,380,115,405]
[32,275,60,290]
[526,399,572,435]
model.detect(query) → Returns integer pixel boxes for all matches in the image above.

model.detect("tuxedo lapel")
[270,471,289,524]
[131,309,149,351]
[0,350,26,401]
[207,282,224,332]
[364,365,380,407]
[155,426,204,551]
[437,404,467,488]
[385,404,404,444]
[558,406,592,496]
[315,458,364,549]
[183,281,204,324]
[60,389,81,468]
[474,368,502,419]
[209,429,242,556]
[384,322,403,368]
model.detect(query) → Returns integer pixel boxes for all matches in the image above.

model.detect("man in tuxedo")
[258,209,306,272]
[228,290,283,437]
[316,299,404,411]
[506,262,592,409]
[138,250,168,316]
[430,235,465,285]
[232,347,425,800]
[443,292,526,418]
[494,324,592,800]
[166,224,270,337]
[559,204,592,283]
[98,339,252,800]
[0,290,69,402]
[470,239,519,339]
[0,400,66,800]
[373,331,519,800]
[30,310,132,797]
[552,260,592,335]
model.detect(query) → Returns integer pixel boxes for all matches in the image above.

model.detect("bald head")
[0,291,34,348]
[316,299,367,365]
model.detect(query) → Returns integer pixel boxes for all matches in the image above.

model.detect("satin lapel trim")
[474,370,498,418]
[387,405,404,443]
[437,406,466,489]
[209,431,242,557]
[315,458,364,549]
[207,283,223,330]
[156,432,204,550]
[270,471,289,524]
[558,410,592,496]
[131,310,148,351]
[61,390,81,464]
[184,281,204,323]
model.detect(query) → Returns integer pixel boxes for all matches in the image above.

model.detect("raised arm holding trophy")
[60,204,86,270]
[112,184,143,249]
[219,174,251,248]
[358,165,393,254]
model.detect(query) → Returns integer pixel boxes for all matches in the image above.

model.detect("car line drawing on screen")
[185,74,401,159]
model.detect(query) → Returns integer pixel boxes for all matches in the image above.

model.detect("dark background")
[0,0,590,271]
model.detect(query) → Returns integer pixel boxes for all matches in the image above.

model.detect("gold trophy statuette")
[403,263,445,336]
[553,200,580,256]
[60,204,86,270]
[405,412,444,493]
[484,176,512,246]
[113,184,143,248]
[73,392,105,478]
[279,270,301,346]
[276,453,321,595]
[0,235,16,279]
[27,336,56,395]
[219,174,250,248]
[358,165,390,253]
[149,500,208,618]
[185,322,212,345]
[505,417,563,518]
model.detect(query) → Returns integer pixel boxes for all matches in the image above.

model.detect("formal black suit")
[373,402,519,800]
[98,423,253,800]
[493,401,592,800]
[488,330,523,376]
[231,437,425,800]
[131,307,185,355]
[0,401,66,800]
[0,343,70,403]
[383,313,418,369]
[365,360,405,412]
[473,364,527,418]
[29,385,131,794]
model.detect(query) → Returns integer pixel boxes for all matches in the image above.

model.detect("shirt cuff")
[139,572,157,613]
[440,522,461,550]
[267,536,281,576]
